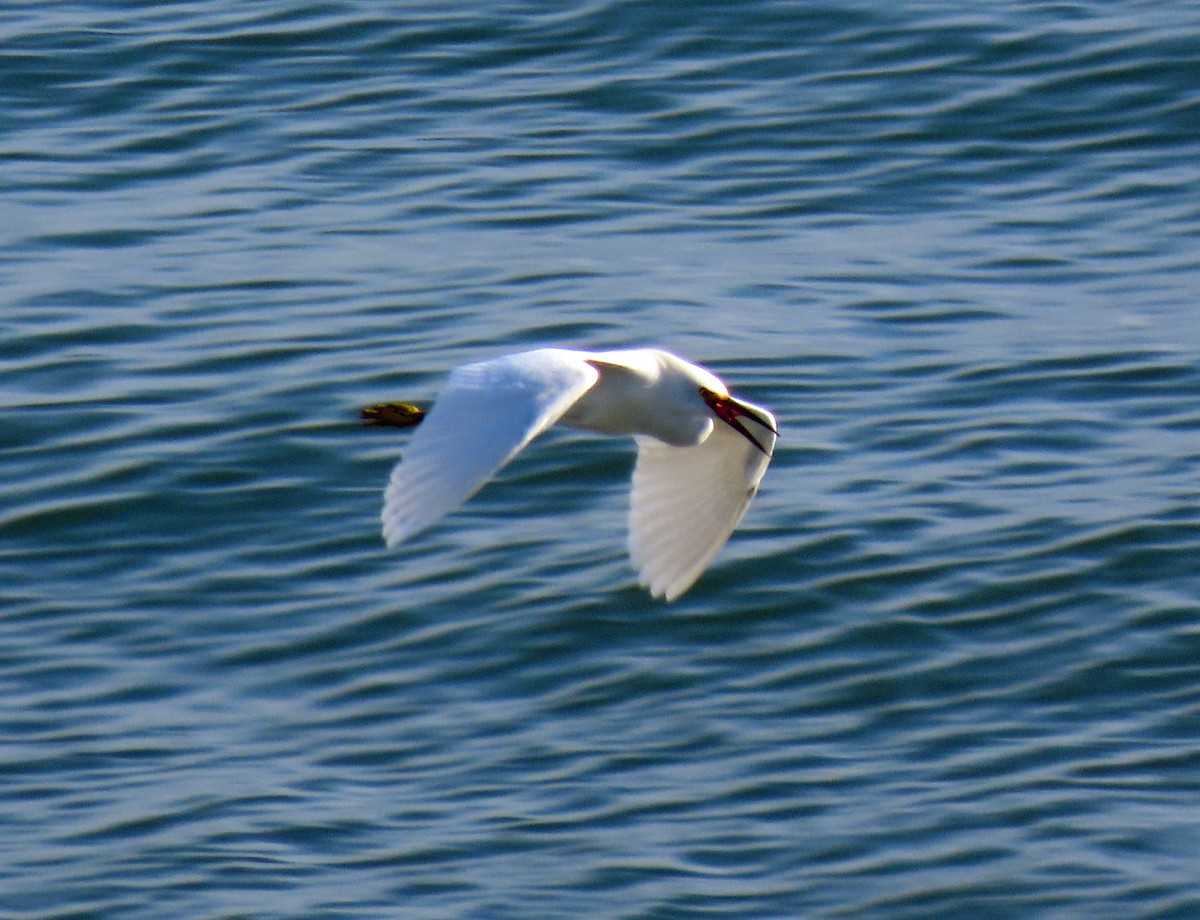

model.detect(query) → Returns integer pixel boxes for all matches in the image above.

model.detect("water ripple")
[3,1,1200,918]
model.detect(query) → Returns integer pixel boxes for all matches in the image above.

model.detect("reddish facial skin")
[700,387,776,455]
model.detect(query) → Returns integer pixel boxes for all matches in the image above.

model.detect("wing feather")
[382,349,599,547]
[629,403,776,600]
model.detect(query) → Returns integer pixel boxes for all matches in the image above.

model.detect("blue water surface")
[2,2,1200,918]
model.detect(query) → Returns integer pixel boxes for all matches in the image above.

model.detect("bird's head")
[699,386,777,455]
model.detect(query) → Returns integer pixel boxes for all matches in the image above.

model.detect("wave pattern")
[2,1,1199,918]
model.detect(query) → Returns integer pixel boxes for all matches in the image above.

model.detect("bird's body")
[557,349,717,445]
[369,347,776,600]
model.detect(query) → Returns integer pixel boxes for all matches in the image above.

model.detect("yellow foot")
[361,402,426,428]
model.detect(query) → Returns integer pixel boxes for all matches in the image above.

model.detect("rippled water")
[3,2,1200,917]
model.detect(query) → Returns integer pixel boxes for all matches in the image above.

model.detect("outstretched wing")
[382,349,600,547]
[628,401,776,601]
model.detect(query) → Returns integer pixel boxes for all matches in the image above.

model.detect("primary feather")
[629,400,776,601]
[382,349,598,546]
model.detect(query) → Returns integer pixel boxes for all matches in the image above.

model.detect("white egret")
[364,348,776,600]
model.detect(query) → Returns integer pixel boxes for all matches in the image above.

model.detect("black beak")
[700,388,776,455]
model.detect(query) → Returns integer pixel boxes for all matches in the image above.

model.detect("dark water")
[3,2,1200,917]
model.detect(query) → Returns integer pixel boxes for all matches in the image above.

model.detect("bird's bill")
[700,388,777,455]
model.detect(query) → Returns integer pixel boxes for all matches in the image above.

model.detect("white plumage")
[377,347,776,600]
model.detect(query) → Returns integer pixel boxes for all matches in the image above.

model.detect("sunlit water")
[3,3,1199,918]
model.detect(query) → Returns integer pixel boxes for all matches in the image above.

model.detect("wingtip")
[639,573,693,603]
[381,515,416,550]
[380,508,409,550]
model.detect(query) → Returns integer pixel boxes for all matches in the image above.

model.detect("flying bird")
[363,348,776,600]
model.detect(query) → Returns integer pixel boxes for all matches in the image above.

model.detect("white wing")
[382,349,599,547]
[628,401,776,601]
